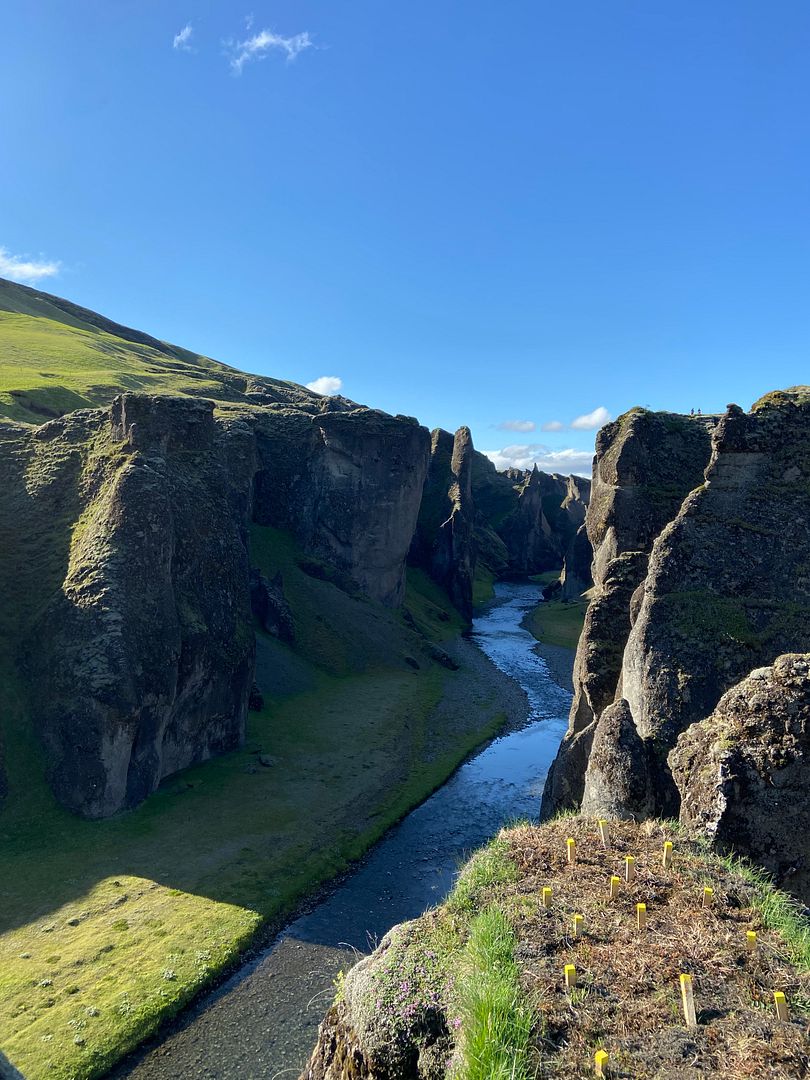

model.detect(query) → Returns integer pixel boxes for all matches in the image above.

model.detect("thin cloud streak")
[0,246,61,284]
[228,28,313,73]
[173,24,194,51]
[541,420,564,432]
[497,419,536,432]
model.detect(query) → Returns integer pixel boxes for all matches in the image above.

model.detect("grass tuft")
[455,906,534,1080]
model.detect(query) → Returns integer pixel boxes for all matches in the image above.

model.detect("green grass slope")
[0,524,509,1080]
[0,277,318,424]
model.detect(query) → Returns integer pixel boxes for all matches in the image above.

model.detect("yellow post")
[625,855,636,883]
[746,930,757,953]
[609,875,621,900]
[773,991,789,1022]
[573,913,584,939]
[636,902,647,930]
[598,819,610,849]
[702,887,714,909]
[564,963,577,989]
[567,837,577,864]
[662,840,673,868]
[542,886,553,909]
[594,1049,609,1077]
[679,973,697,1028]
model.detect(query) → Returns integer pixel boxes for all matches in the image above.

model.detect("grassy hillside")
[0,522,513,1080]
[0,277,318,424]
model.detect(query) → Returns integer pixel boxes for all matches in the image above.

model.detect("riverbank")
[0,564,527,1080]
[114,581,573,1078]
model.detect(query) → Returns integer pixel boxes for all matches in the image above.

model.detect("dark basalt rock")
[540,408,714,819]
[250,569,295,642]
[581,699,656,820]
[669,653,810,903]
[0,391,435,818]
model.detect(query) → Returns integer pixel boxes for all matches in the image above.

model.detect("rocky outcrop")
[560,523,592,601]
[580,700,656,820]
[32,396,257,818]
[540,409,713,818]
[410,427,477,620]
[0,392,434,818]
[620,392,810,814]
[300,920,451,1080]
[254,408,430,608]
[470,454,590,581]
[669,654,810,903]
[250,570,295,642]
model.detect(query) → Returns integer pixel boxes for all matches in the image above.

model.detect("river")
[118,581,571,1079]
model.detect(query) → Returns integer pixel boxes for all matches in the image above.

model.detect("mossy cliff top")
[302,817,809,1079]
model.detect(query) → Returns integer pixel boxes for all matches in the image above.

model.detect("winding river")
[119,582,571,1079]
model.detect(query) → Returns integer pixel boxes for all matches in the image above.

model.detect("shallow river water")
[119,582,571,1079]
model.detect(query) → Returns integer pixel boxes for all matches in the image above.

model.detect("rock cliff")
[669,654,810,903]
[540,409,714,817]
[0,392,432,817]
[410,427,477,620]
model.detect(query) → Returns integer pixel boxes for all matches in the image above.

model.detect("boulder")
[581,700,656,820]
[669,654,810,903]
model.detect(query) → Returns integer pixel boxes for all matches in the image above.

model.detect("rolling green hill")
[0,276,320,425]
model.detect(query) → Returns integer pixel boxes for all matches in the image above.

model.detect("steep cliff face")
[253,406,430,608]
[469,454,590,581]
[540,409,714,818]
[559,523,593,601]
[410,427,477,619]
[26,396,257,818]
[617,392,810,814]
[0,391,434,818]
[669,654,810,903]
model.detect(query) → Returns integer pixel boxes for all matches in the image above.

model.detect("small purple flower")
[452,1016,463,1029]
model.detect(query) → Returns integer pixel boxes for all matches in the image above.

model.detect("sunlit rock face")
[540,407,714,818]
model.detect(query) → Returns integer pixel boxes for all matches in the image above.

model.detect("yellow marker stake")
[567,837,577,864]
[573,913,584,939]
[542,886,553,909]
[564,963,577,989]
[609,875,621,900]
[680,973,697,1028]
[773,991,789,1022]
[598,819,610,849]
[702,887,714,909]
[625,855,636,883]
[746,930,757,953]
[636,902,647,930]
[594,1049,609,1077]
[662,841,673,868]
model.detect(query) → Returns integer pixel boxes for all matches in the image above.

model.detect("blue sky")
[2,2,809,475]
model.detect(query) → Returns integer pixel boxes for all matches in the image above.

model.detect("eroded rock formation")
[410,427,477,620]
[669,654,810,903]
[0,393,432,817]
[540,409,714,817]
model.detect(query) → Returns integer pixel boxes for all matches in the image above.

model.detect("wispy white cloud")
[571,405,611,431]
[541,419,564,432]
[228,27,313,73]
[497,419,535,433]
[244,13,254,31]
[173,23,194,51]
[482,443,593,477]
[306,375,342,397]
[0,246,61,284]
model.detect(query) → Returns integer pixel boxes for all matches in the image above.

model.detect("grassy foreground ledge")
[308,818,810,1079]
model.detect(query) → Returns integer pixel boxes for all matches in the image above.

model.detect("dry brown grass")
[500,819,809,1079]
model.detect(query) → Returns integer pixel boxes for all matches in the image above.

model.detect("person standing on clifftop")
[690,408,695,416]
